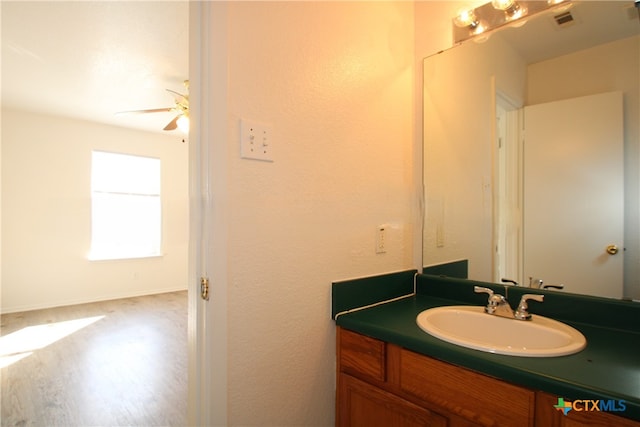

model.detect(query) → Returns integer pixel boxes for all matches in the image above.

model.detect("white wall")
[421,28,527,280]
[2,108,189,313]
[201,2,416,425]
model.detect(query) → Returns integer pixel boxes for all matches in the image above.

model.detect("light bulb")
[492,0,527,21]
[177,115,189,133]
[471,20,488,36]
[492,0,515,11]
[454,9,477,28]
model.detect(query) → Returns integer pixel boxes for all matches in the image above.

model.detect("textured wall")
[204,2,416,425]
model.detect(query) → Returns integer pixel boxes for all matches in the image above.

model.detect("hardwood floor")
[1,291,187,427]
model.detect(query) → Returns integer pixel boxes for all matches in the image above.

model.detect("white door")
[523,91,624,298]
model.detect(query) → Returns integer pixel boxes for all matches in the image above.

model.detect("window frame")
[88,150,162,261]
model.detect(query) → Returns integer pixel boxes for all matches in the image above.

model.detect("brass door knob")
[606,244,619,255]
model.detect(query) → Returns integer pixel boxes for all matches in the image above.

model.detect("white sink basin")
[416,305,586,357]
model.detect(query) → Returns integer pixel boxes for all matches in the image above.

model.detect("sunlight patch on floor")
[0,315,105,368]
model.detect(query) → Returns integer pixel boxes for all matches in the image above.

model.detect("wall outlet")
[376,225,387,254]
[436,224,445,247]
[240,118,273,162]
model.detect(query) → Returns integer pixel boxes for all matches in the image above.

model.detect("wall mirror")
[422,1,639,300]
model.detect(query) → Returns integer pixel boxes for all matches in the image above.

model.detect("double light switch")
[240,119,273,162]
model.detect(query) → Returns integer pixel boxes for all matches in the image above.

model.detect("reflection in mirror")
[423,1,639,300]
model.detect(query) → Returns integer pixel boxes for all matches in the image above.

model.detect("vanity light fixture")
[453,0,569,44]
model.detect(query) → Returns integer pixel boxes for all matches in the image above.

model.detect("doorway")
[495,93,523,285]
[1,1,191,423]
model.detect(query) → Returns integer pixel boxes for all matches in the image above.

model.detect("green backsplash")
[331,269,417,319]
[332,269,640,333]
[422,259,468,278]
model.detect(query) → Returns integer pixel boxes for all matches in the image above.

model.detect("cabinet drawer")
[338,328,386,382]
[399,348,535,426]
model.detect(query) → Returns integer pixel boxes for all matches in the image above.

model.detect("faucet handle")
[542,283,565,290]
[474,286,494,297]
[474,286,506,314]
[515,294,544,320]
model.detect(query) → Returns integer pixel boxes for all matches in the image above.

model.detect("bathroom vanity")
[337,328,639,426]
[333,273,640,426]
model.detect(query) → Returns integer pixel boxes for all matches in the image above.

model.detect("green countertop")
[336,293,640,421]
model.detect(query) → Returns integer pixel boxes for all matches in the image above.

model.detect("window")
[89,151,161,260]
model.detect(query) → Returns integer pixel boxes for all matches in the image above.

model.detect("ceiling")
[1,1,189,134]
[493,1,640,64]
[3,1,636,135]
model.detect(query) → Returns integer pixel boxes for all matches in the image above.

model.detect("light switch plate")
[240,119,273,162]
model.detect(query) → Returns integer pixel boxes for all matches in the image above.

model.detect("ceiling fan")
[118,80,189,132]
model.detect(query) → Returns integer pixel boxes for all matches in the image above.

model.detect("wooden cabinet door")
[338,373,447,427]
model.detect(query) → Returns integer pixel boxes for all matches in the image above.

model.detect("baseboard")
[1,286,188,314]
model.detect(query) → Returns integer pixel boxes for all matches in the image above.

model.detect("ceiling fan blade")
[117,80,188,131]
[166,89,188,105]
[163,115,180,131]
[166,88,186,98]
[116,107,174,115]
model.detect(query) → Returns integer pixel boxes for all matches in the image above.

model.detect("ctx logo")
[554,397,627,416]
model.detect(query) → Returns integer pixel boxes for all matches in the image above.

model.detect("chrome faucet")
[529,277,544,288]
[474,286,514,318]
[474,286,544,321]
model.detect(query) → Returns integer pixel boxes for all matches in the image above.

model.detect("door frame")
[492,81,524,285]
[187,2,229,425]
